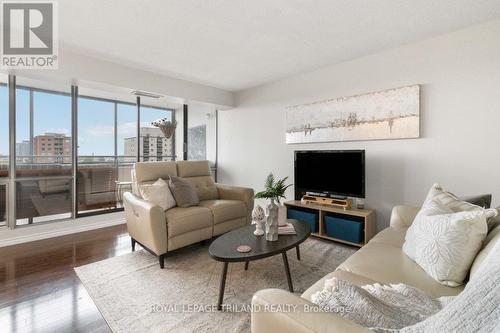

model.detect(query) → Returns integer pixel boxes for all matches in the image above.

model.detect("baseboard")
[0,213,126,247]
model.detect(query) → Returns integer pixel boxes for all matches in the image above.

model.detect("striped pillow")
[423,184,497,219]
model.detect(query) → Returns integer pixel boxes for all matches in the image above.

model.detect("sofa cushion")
[199,199,246,224]
[177,160,212,178]
[185,176,219,201]
[470,225,500,278]
[213,217,247,236]
[302,270,378,301]
[135,161,177,183]
[369,227,406,248]
[169,176,199,208]
[338,241,464,297]
[165,206,213,237]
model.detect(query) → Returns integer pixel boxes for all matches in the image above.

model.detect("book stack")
[278,223,296,235]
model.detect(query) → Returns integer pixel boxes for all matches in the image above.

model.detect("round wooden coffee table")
[208,219,311,310]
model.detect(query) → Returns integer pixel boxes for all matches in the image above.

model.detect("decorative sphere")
[252,205,265,221]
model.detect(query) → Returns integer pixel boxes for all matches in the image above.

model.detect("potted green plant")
[255,173,292,241]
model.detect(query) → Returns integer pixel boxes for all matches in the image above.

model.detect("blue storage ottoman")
[324,214,364,244]
[287,207,318,233]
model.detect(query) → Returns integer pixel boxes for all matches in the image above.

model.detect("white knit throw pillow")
[403,184,496,286]
[139,178,176,211]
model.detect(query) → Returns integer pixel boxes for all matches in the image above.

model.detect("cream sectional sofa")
[123,160,254,268]
[251,205,500,332]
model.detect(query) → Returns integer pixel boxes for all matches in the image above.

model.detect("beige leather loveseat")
[251,205,500,332]
[123,160,254,268]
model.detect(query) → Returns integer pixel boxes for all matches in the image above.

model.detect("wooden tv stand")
[284,200,376,247]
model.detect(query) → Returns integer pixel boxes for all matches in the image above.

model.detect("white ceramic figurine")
[252,205,265,236]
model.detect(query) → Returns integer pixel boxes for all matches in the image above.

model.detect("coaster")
[237,245,252,253]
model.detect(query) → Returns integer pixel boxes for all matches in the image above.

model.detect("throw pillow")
[417,183,498,230]
[168,176,199,208]
[460,194,492,208]
[487,206,500,231]
[423,184,497,216]
[139,178,176,211]
[403,197,489,286]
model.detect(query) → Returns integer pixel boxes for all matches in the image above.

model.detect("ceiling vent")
[130,90,163,98]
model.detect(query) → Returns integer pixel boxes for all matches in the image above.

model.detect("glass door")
[0,75,8,227]
[77,96,118,215]
[14,77,72,225]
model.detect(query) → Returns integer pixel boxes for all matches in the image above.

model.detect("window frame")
[3,75,176,228]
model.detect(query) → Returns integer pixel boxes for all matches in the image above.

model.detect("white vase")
[278,204,287,226]
[265,199,279,241]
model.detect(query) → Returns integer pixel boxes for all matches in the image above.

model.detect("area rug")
[75,238,356,333]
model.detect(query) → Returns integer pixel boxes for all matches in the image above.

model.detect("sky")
[0,86,172,156]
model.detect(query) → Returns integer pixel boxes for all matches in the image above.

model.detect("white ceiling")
[59,0,500,92]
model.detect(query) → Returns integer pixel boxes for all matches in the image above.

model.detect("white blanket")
[311,243,499,332]
[311,278,449,332]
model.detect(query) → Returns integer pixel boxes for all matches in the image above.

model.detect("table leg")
[296,246,301,261]
[217,262,229,310]
[282,252,293,292]
[244,261,249,270]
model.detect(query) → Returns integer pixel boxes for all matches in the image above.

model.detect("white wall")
[218,20,500,230]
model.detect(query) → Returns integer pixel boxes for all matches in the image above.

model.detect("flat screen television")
[294,150,365,199]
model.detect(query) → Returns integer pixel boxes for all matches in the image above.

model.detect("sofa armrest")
[216,183,254,223]
[251,289,369,333]
[389,205,420,229]
[123,192,167,255]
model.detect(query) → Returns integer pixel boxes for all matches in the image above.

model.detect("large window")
[139,105,174,162]
[14,80,72,225]
[0,184,5,227]
[0,75,175,228]
[77,95,174,214]
[0,76,8,227]
[77,97,116,214]
[0,80,8,179]
[117,102,136,182]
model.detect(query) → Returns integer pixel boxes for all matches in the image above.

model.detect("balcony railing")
[0,154,176,178]
[1,154,176,224]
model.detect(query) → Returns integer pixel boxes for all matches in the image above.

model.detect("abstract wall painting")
[285,85,420,144]
[188,124,207,160]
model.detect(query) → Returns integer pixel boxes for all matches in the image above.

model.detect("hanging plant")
[152,118,177,139]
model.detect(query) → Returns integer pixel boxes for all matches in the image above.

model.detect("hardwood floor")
[0,224,130,333]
